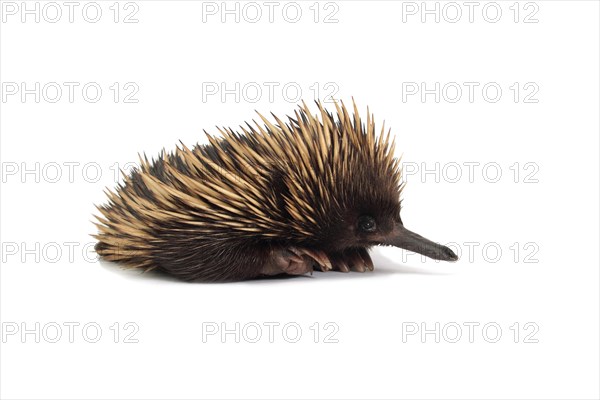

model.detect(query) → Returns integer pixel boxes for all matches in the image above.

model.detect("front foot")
[260,246,372,277]
[261,247,333,277]
[330,248,374,273]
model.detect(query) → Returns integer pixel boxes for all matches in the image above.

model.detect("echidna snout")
[94,100,457,281]
[382,223,458,261]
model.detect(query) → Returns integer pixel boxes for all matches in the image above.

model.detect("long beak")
[384,223,458,261]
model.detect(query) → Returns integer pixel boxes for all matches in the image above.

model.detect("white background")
[1,1,599,399]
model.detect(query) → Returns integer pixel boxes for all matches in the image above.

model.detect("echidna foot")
[288,247,333,272]
[261,247,372,277]
[261,247,321,276]
[331,248,374,273]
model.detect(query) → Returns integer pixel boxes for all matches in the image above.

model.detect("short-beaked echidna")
[94,100,458,281]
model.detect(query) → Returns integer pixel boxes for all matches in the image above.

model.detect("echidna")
[94,100,457,282]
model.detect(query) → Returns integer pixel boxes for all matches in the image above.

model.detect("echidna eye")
[358,215,377,232]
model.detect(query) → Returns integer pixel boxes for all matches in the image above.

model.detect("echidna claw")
[350,250,367,272]
[358,248,374,271]
[261,247,315,276]
[289,247,333,272]
[330,248,373,273]
[337,259,350,273]
[264,246,372,277]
